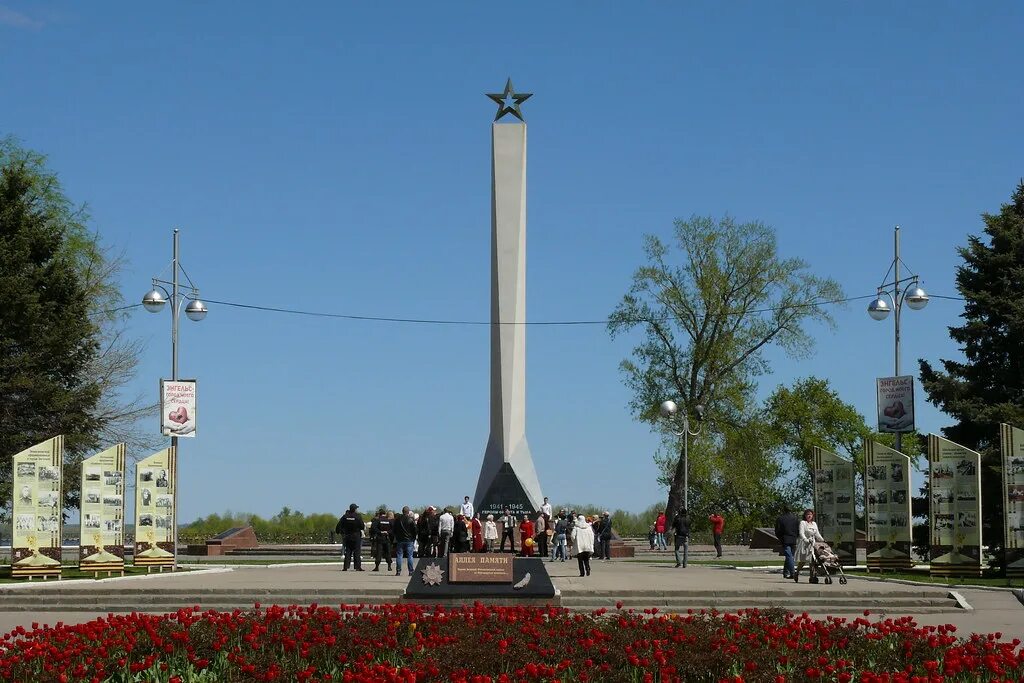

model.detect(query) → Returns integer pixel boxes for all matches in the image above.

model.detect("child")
[648,524,657,550]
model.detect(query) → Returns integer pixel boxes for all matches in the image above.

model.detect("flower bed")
[0,603,1021,682]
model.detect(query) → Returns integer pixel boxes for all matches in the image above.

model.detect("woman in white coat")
[570,515,595,577]
[792,509,825,582]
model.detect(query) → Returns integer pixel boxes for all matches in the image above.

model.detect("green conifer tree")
[918,181,1024,555]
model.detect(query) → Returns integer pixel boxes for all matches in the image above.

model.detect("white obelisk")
[474,80,544,516]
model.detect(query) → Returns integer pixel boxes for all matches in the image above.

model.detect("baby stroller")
[810,541,847,585]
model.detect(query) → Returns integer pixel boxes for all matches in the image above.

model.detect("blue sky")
[2,3,1022,521]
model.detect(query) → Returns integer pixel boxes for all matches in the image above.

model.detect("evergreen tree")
[0,143,102,512]
[918,180,1024,554]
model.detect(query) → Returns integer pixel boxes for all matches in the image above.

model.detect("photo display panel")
[133,447,177,568]
[1000,424,1024,578]
[812,446,856,564]
[928,435,982,577]
[11,436,64,578]
[864,441,913,570]
[79,443,127,573]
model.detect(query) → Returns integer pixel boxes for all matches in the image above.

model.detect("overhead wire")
[93,292,965,326]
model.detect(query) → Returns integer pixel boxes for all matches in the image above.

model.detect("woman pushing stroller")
[792,508,825,583]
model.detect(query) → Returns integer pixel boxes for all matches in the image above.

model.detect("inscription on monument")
[448,553,514,583]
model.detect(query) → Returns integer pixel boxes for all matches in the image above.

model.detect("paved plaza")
[0,560,1020,637]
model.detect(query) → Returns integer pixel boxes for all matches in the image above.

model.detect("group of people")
[648,509,726,568]
[774,506,827,582]
[333,497,618,578]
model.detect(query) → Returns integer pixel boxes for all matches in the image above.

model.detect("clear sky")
[2,3,1022,522]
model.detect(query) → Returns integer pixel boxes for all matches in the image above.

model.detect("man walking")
[393,506,417,576]
[672,507,691,568]
[709,512,725,558]
[499,508,517,553]
[774,505,799,579]
[335,503,364,571]
[597,512,613,561]
[370,509,393,572]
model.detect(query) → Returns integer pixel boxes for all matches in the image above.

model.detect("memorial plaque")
[448,553,514,583]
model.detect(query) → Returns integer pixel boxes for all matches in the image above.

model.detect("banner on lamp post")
[811,446,856,565]
[133,447,177,568]
[864,440,913,570]
[1000,423,1024,578]
[928,434,982,578]
[79,443,126,574]
[10,436,64,579]
[876,376,915,434]
[160,379,196,437]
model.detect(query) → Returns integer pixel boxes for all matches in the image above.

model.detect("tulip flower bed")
[0,603,1021,683]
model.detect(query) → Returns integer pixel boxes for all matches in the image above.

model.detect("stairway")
[558,588,962,614]
[0,587,403,613]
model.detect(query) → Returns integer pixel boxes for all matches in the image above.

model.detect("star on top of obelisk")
[487,78,532,122]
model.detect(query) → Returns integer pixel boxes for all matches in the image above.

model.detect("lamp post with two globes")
[866,225,929,453]
[655,401,704,561]
[141,228,208,564]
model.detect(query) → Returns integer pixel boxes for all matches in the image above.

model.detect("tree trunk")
[664,446,686,525]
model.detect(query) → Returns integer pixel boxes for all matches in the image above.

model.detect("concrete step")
[561,593,950,606]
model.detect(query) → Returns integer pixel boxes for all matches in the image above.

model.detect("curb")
[0,568,233,591]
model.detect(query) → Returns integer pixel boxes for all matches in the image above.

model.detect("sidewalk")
[0,560,1019,636]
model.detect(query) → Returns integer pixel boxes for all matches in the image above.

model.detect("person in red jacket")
[519,514,535,556]
[471,513,485,553]
[654,510,668,551]
[709,513,725,558]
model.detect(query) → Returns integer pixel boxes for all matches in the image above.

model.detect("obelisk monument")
[474,79,544,518]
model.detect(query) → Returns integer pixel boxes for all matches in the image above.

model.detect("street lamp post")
[141,228,208,566]
[658,400,704,513]
[867,225,929,453]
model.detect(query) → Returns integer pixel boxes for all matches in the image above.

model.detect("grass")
[844,568,1019,588]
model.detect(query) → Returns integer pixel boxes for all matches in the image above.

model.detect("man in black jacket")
[393,506,418,576]
[336,503,365,571]
[672,508,691,568]
[774,506,800,579]
[369,509,393,572]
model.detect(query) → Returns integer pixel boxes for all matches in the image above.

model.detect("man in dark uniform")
[417,508,434,558]
[672,507,691,568]
[335,503,364,571]
[774,505,800,579]
[370,509,393,572]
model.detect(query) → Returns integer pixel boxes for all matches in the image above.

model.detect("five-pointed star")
[487,78,532,122]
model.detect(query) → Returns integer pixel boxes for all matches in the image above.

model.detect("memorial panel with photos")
[1000,423,1024,578]
[10,436,64,578]
[133,447,177,567]
[928,435,982,577]
[864,441,913,570]
[79,443,127,573]
[811,446,856,564]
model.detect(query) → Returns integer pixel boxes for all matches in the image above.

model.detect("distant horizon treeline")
[179,503,745,544]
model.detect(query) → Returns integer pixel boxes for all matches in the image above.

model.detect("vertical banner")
[160,379,197,438]
[79,444,126,573]
[1000,424,1024,578]
[133,447,177,568]
[928,435,983,577]
[10,436,64,578]
[876,376,916,434]
[864,441,913,570]
[811,446,856,564]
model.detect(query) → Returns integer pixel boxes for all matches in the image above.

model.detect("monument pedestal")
[403,556,555,605]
